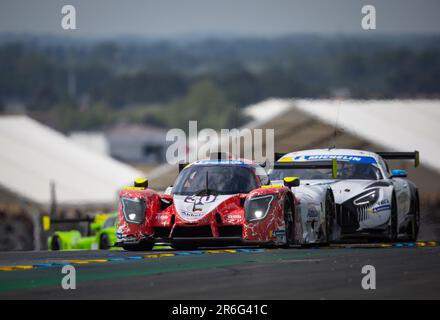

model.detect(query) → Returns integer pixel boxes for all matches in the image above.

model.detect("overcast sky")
[0,0,439,38]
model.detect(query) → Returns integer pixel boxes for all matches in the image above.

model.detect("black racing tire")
[324,190,336,244]
[99,233,111,250]
[171,243,199,251]
[283,196,295,246]
[122,242,154,251]
[388,193,398,242]
[408,194,420,241]
[51,235,62,251]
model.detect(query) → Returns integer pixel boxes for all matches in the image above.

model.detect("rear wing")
[47,213,111,234]
[50,217,94,224]
[47,216,95,235]
[376,151,420,168]
[274,159,338,179]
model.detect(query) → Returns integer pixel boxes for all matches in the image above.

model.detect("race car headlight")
[353,189,379,207]
[121,197,146,225]
[245,195,274,222]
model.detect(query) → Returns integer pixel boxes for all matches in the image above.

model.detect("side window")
[255,166,269,185]
[103,217,116,229]
[378,157,390,178]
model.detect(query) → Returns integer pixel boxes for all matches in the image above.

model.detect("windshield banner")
[290,154,377,164]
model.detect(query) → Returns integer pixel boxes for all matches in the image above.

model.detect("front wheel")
[51,235,62,251]
[324,190,336,244]
[388,193,398,242]
[283,196,295,246]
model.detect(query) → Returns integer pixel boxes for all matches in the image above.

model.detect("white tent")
[0,116,143,205]
[294,99,440,173]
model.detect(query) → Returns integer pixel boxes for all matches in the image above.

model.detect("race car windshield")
[103,216,116,229]
[269,162,383,180]
[172,165,258,195]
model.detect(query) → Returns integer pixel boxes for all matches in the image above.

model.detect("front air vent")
[154,227,171,238]
[172,225,212,238]
[218,226,243,237]
[356,206,370,222]
[336,204,360,234]
[160,198,173,210]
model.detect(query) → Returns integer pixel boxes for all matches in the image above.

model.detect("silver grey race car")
[269,149,420,242]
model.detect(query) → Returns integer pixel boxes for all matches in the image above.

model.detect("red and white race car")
[116,157,298,251]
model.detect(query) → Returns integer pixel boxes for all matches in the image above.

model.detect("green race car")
[48,213,117,251]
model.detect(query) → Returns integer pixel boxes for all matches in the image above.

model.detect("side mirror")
[391,169,407,178]
[164,186,173,195]
[134,178,148,189]
[284,176,300,188]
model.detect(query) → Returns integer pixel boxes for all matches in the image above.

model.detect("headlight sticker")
[371,204,391,214]
[353,189,379,207]
[245,194,275,222]
[121,197,146,225]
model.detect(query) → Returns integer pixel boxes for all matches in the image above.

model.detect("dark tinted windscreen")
[103,216,116,229]
[173,165,258,195]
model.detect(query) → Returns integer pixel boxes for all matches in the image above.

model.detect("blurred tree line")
[0,34,439,132]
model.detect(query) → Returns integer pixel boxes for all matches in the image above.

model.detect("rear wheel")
[51,235,62,251]
[122,242,154,251]
[388,193,398,242]
[283,196,295,246]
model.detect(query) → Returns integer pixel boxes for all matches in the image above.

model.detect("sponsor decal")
[226,214,242,220]
[271,229,286,241]
[180,211,207,220]
[184,195,217,204]
[157,214,169,221]
[272,229,285,237]
[307,207,319,218]
[370,204,391,214]
[292,154,377,164]
[174,195,234,222]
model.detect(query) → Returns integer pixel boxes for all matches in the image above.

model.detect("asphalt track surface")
[0,242,439,300]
